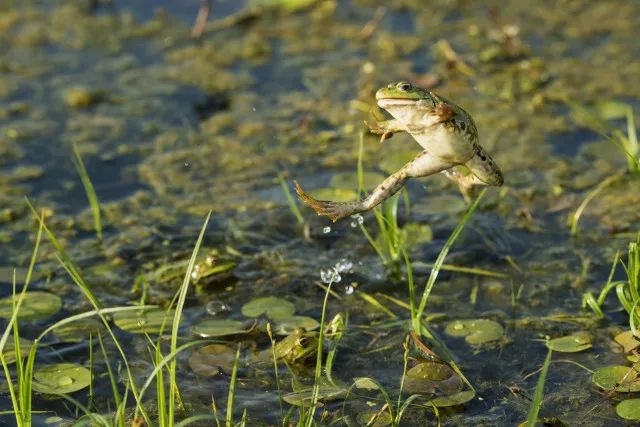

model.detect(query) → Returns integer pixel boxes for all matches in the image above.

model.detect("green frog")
[295,82,504,222]
[272,327,319,364]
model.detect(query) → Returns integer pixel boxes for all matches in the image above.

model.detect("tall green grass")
[72,143,103,241]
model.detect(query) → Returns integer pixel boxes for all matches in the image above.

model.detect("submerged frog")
[273,327,319,364]
[295,82,504,222]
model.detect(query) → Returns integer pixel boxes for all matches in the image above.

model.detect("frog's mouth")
[377,98,419,108]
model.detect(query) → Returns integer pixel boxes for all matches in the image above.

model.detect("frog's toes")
[294,181,360,222]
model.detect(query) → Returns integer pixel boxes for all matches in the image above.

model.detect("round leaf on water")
[428,390,475,407]
[353,377,380,391]
[2,337,32,364]
[189,344,236,376]
[444,319,504,345]
[592,365,640,392]
[113,309,174,334]
[241,297,295,320]
[616,398,640,420]
[32,363,91,394]
[546,333,591,353]
[308,188,357,203]
[282,385,346,407]
[53,319,103,343]
[614,330,640,353]
[0,291,62,321]
[356,410,393,427]
[400,223,433,250]
[379,150,416,175]
[404,362,463,395]
[190,319,247,338]
[273,316,319,335]
[329,172,385,191]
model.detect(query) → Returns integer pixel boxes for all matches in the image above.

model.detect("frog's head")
[375,82,441,123]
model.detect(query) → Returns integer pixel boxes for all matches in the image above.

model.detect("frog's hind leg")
[443,145,504,202]
[295,151,452,222]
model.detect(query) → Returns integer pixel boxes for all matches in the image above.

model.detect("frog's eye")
[397,82,412,91]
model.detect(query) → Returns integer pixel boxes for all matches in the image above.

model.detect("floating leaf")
[0,291,62,321]
[190,319,247,338]
[592,365,640,392]
[241,297,295,320]
[444,319,504,344]
[614,330,640,353]
[379,150,416,175]
[353,377,380,390]
[282,385,346,407]
[428,390,476,407]
[416,194,467,215]
[330,171,385,191]
[616,398,640,420]
[53,319,104,343]
[308,188,358,202]
[404,361,463,395]
[356,410,393,427]
[273,316,320,335]
[189,344,236,376]
[546,333,591,353]
[400,223,433,250]
[2,337,32,364]
[113,309,174,334]
[32,363,91,394]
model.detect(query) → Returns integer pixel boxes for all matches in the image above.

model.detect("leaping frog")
[295,82,503,222]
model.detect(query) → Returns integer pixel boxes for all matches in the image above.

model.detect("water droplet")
[344,284,354,295]
[320,267,341,284]
[206,300,231,316]
[334,258,353,273]
[184,162,190,167]
[252,107,257,112]
[350,214,363,227]
[58,375,73,386]
[323,226,331,234]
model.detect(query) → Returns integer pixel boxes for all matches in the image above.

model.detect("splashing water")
[320,267,341,284]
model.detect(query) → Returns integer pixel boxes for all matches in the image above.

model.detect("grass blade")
[72,143,103,240]
[526,347,553,426]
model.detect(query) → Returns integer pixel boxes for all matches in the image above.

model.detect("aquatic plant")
[72,143,103,241]
[583,232,640,335]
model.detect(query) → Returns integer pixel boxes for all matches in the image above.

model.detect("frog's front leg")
[364,119,405,142]
[295,151,453,222]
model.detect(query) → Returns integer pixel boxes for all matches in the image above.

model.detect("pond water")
[1,1,640,425]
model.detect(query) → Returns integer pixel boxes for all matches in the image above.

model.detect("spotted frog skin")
[296,82,503,222]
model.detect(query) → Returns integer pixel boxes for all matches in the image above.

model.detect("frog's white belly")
[411,126,474,164]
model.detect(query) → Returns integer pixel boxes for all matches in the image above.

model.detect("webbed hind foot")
[294,181,363,223]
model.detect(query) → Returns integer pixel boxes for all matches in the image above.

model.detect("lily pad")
[592,365,640,392]
[308,188,357,203]
[356,410,393,427]
[404,361,463,395]
[282,385,346,407]
[32,363,92,394]
[400,223,433,250]
[546,333,591,353]
[0,291,62,321]
[329,171,385,191]
[616,398,640,420]
[53,319,104,343]
[189,344,236,376]
[2,337,32,364]
[190,319,247,338]
[428,390,476,407]
[379,150,416,175]
[273,316,320,335]
[353,377,380,390]
[113,309,174,334]
[444,319,504,345]
[241,297,295,320]
[614,330,640,353]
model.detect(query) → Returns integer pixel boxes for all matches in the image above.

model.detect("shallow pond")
[1,0,640,425]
